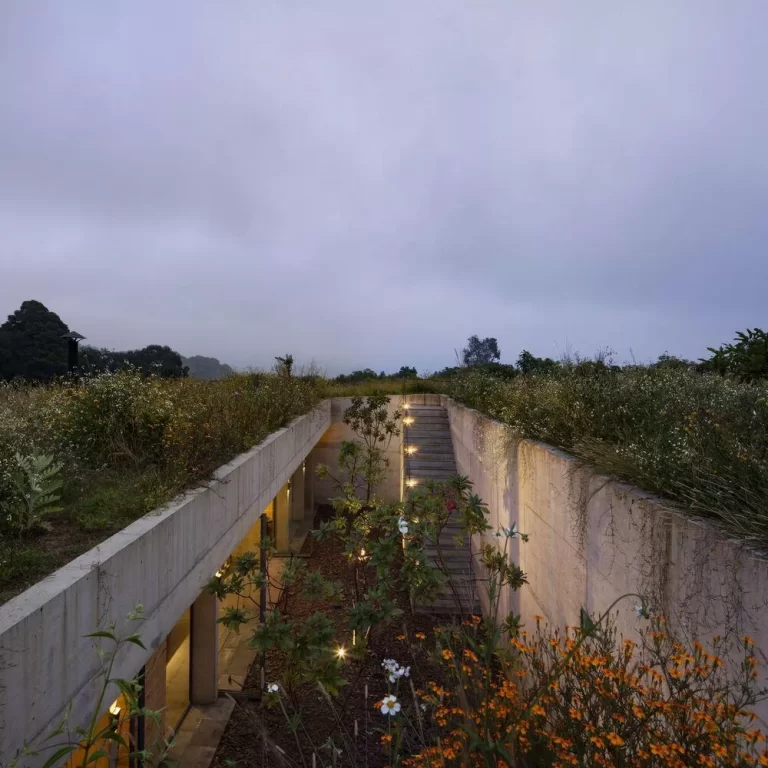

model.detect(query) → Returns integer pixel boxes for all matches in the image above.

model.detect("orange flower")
[415,632,426,640]
[606,732,624,747]
[442,649,454,660]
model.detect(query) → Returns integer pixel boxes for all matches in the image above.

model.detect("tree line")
[0,300,229,382]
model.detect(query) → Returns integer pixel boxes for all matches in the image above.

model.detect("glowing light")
[403,416,414,426]
[406,478,418,488]
[109,702,121,719]
[336,646,347,659]
[215,569,224,578]
[359,548,367,558]
[405,446,417,455]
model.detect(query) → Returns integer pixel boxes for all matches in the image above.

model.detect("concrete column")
[304,454,315,520]
[290,464,306,522]
[275,484,290,553]
[190,590,218,705]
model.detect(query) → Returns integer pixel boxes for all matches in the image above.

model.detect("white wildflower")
[380,695,401,716]
[398,517,408,535]
[267,682,279,693]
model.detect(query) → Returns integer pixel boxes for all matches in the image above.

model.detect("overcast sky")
[1,2,767,374]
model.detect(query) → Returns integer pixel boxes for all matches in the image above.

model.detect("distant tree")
[80,344,188,378]
[652,352,696,371]
[275,353,294,378]
[397,366,418,379]
[335,368,379,384]
[0,300,70,381]
[461,335,501,367]
[181,355,234,380]
[516,350,559,375]
[700,328,768,381]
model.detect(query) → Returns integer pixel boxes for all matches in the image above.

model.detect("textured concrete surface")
[444,396,768,726]
[0,402,331,763]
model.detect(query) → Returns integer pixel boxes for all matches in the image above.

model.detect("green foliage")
[516,349,558,375]
[0,300,70,382]
[447,366,768,542]
[80,344,188,378]
[462,335,501,366]
[2,452,63,535]
[321,394,401,502]
[702,327,768,381]
[0,370,320,600]
[274,353,295,377]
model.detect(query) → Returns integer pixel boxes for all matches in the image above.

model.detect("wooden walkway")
[403,405,480,616]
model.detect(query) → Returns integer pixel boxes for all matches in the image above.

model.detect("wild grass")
[446,367,768,544]
[318,377,440,398]
[0,370,320,601]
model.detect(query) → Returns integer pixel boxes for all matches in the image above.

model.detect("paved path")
[403,405,480,616]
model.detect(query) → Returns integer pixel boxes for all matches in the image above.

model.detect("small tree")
[701,328,768,381]
[516,349,558,375]
[274,353,294,378]
[461,335,501,367]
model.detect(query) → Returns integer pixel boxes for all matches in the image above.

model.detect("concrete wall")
[444,397,768,724]
[312,397,405,505]
[0,403,331,763]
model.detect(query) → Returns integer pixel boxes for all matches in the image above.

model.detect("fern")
[6,452,64,534]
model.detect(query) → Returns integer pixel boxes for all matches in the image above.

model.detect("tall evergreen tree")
[0,300,70,381]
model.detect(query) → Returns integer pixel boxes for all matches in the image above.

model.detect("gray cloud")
[1,0,767,373]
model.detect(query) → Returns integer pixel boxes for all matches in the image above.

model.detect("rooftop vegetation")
[446,362,768,543]
[0,369,320,602]
[18,396,766,768]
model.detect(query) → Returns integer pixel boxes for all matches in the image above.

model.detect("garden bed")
[212,505,441,768]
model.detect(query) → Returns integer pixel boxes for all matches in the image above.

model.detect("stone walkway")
[403,404,480,615]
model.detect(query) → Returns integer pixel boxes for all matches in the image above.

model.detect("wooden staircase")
[403,404,480,616]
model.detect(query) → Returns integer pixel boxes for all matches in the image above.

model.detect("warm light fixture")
[406,478,418,488]
[336,646,347,659]
[405,446,417,455]
[403,416,414,426]
[403,403,410,409]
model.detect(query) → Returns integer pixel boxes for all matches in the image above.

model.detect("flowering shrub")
[447,368,768,541]
[403,614,768,767]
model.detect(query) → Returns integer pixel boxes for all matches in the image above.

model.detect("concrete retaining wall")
[0,402,331,762]
[444,397,768,725]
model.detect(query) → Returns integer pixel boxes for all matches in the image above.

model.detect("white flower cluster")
[382,657,410,684]
[398,517,408,535]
